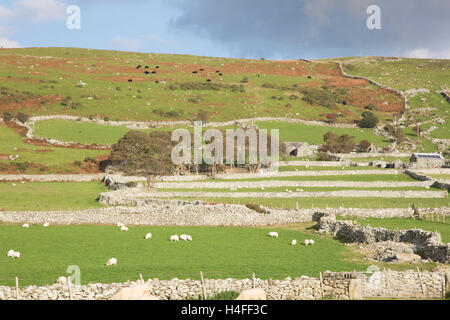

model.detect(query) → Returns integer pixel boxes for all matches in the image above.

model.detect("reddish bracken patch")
[4,121,28,136]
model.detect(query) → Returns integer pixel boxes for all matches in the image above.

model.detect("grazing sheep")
[309,239,315,246]
[261,186,265,190]
[13,251,20,259]
[22,223,29,228]
[186,235,192,241]
[235,288,266,300]
[7,250,15,258]
[145,233,152,240]
[43,222,49,228]
[304,239,310,246]
[425,186,430,189]
[106,258,117,266]
[291,240,297,246]
[180,234,188,241]
[57,276,67,285]
[268,232,279,238]
[170,235,179,242]
[117,222,124,228]
[12,183,16,187]
[120,226,129,232]
[353,221,358,225]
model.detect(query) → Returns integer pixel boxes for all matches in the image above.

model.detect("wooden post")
[417,267,426,297]
[140,273,144,284]
[319,272,325,299]
[252,273,256,289]
[200,271,207,300]
[15,276,19,300]
[68,276,73,300]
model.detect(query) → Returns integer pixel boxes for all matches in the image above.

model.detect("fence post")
[140,273,144,284]
[319,272,325,299]
[15,276,19,300]
[252,273,256,289]
[200,271,207,300]
[417,267,426,297]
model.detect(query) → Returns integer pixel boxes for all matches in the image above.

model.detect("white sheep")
[268,232,279,238]
[120,226,128,232]
[13,251,20,259]
[43,222,49,228]
[180,234,188,241]
[170,235,179,242]
[7,250,15,258]
[304,239,310,246]
[260,186,265,190]
[145,233,152,240]
[106,258,117,266]
[22,223,29,228]
[117,222,125,228]
[309,239,315,246]
[57,276,67,285]
[186,235,192,241]
[291,240,297,246]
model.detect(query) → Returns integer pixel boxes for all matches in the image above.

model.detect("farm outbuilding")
[284,142,314,157]
[409,153,445,169]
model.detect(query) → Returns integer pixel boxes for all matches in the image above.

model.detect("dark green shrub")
[359,111,379,128]
[2,112,13,122]
[16,112,29,124]
[15,162,29,172]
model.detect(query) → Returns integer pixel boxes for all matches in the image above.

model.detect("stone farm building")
[284,142,314,157]
[409,153,445,169]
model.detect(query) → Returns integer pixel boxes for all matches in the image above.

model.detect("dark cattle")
[144,71,150,75]
[128,79,133,82]
[145,66,149,69]
[218,73,223,76]
[151,71,156,74]
[199,68,204,71]
[192,71,198,74]
[216,70,220,73]
[206,79,212,82]
[155,66,160,68]
[307,75,312,79]
[155,80,159,83]
[136,65,142,69]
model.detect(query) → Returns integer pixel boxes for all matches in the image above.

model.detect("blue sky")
[0,0,449,60]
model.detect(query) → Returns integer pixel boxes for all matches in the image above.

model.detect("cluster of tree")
[319,131,356,153]
[102,128,285,186]
[2,111,29,124]
[384,124,406,143]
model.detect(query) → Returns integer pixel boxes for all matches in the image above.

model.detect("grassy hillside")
[0,48,403,123]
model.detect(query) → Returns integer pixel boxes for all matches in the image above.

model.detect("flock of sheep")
[105,223,194,267]
[268,231,315,246]
[5,223,50,260]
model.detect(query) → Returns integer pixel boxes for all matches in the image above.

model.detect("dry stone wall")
[0,271,444,300]
[316,213,450,263]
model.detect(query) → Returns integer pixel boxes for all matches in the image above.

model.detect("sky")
[0,0,449,60]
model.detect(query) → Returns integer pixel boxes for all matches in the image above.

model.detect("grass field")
[0,224,368,286]
[0,182,106,211]
[0,123,107,172]
[257,121,389,146]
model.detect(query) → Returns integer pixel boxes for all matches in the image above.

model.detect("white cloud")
[0,36,22,48]
[111,36,143,52]
[143,34,178,48]
[14,0,67,22]
[404,48,450,59]
[0,5,13,20]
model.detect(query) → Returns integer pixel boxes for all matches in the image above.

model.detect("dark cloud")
[168,0,450,59]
